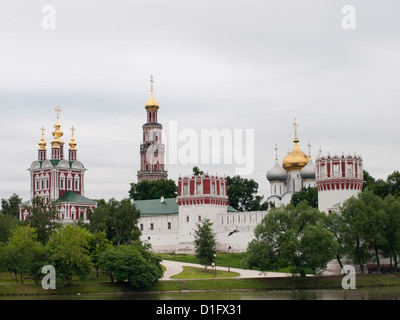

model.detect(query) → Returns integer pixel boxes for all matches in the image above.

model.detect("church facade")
[19,107,97,223]
[266,120,316,207]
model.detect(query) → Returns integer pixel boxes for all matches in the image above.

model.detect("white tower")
[316,153,363,214]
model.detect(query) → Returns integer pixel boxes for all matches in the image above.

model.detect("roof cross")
[150,75,154,93]
[293,118,299,138]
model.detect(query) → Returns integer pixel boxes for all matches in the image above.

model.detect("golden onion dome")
[145,92,160,109]
[51,107,64,148]
[38,126,47,150]
[282,138,309,171]
[69,126,77,151]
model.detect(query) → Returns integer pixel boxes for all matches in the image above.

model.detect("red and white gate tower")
[137,76,168,182]
[19,107,97,222]
[316,153,363,214]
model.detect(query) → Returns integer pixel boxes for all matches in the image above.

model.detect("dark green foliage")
[193,218,217,269]
[227,175,269,211]
[47,224,93,286]
[25,197,61,244]
[129,179,178,201]
[243,202,337,277]
[89,198,141,246]
[98,242,163,289]
[1,193,22,218]
[290,186,318,208]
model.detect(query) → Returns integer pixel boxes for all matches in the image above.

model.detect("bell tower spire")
[137,75,168,182]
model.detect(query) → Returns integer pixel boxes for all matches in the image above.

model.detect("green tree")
[107,198,141,246]
[381,195,400,271]
[193,218,216,270]
[290,186,318,208]
[1,225,47,284]
[227,175,268,211]
[47,224,92,285]
[88,230,111,277]
[26,197,61,244]
[0,214,20,243]
[337,196,373,274]
[129,179,177,201]
[88,199,108,233]
[362,170,376,191]
[98,242,162,289]
[242,202,338,278]
[387,171,400,197]
[192,166,204,176]
[1,193,22,218]
[358,190,387,272]
[90,198,141,246]
[325,211,346,270]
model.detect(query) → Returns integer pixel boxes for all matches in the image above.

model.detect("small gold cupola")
[69,126,77,151]
[38,126,47,150]
[145,75,160,110]
[51,106,64,149]
[282,119,309,171]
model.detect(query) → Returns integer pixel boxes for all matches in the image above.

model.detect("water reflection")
[1,287,400,300]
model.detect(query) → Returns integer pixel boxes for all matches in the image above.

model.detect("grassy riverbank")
[1,274,400,297]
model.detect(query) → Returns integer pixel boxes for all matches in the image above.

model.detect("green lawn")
[157,252,247,269]
[171,266,240,279]
[1,274,400,296]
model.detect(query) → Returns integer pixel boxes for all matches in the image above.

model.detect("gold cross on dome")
[40,126,46,136]
[307,140,311,156]
[293,118,299,138]
[150,75,154,92]
[55,106,62,119]
[274,144,278,162]
[70,126,76,137]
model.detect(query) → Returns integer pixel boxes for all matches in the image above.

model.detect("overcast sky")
[1,0,399,203]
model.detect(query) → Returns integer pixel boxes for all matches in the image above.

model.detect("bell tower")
[137,75,168,182]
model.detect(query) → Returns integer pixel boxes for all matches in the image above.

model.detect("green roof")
[227,205,238,212]
[133,197,238,216]
[56,191,97,205]
[134,198,179,216]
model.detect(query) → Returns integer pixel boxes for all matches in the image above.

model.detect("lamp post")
[228,246,231,272]
[214,253,217,277]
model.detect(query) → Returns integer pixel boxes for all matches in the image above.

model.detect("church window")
[198,216,201,222]
[60,173,66,190]
[140,224,143,231]
[186,216,189,223]
[74,175,80,191]
[150,223,154,230]
[168,222,171,230]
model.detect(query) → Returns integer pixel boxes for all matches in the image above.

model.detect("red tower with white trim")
[316,153,363,213]
[137,76,168,182]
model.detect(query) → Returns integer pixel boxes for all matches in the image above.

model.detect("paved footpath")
[160,260,290,281]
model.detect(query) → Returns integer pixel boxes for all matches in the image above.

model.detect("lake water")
[2,287,400,300]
